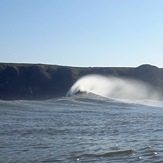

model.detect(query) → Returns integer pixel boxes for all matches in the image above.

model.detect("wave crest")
[67,75,161,100]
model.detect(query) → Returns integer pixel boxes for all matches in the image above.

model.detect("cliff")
[0,63,163,100]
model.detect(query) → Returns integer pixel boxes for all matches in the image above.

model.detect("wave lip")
[67,75,162,101]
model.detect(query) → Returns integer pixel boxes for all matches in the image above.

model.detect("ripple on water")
[72,149,133,161]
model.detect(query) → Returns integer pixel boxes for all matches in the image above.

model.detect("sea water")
[1,94,163,163]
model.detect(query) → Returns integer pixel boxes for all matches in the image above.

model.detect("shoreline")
[0,63,163,100]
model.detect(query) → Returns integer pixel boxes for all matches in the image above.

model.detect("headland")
[0,63,163,100]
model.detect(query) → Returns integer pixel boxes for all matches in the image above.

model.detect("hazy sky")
[1,0,163,67]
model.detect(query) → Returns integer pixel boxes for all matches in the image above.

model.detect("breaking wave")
[67,75,161,101]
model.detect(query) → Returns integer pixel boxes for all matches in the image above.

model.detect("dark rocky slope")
[0,63,163,100]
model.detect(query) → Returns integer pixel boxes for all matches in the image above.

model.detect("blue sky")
[0,0,163,67]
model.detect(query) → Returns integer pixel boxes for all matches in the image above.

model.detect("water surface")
[1,95,163,162]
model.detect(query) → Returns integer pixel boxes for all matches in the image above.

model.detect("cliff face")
[0,64,74,100]
[0,63,163,100]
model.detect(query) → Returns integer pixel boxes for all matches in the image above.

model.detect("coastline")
[0,63,163,100]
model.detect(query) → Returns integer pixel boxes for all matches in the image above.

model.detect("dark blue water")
[1,95,163,162]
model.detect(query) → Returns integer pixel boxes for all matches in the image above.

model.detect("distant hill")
[0,63,163,100]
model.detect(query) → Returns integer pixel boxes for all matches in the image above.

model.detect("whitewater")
[1,75,163,162]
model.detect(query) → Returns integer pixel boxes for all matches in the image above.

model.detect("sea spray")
[67,75,161,100]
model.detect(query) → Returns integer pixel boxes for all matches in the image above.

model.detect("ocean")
[1,94,163,163]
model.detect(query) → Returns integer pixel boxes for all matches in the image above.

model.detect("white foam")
[67,75,161,101]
